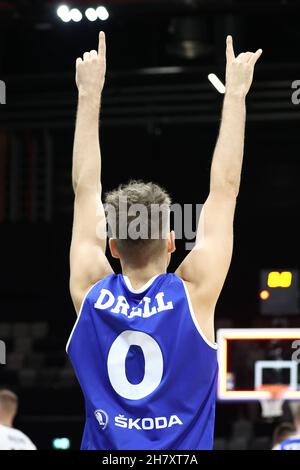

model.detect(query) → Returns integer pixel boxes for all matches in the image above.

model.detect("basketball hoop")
[258,385,288,418]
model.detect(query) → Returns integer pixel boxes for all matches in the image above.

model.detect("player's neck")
[0,416,13,427]
[121,262,167,290]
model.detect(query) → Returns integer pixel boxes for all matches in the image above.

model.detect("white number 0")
[107,330,164,400]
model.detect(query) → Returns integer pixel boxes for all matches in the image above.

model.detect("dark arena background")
[0,0,300,452]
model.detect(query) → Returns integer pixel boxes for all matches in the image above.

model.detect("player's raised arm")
[176,36,262,339]
[70,31,113,314]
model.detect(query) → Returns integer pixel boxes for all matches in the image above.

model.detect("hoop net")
[258,385,288,418]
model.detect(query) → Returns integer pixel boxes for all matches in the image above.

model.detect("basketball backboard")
[217,328,300,402]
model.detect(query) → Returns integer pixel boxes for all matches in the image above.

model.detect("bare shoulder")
[70,247,114,315]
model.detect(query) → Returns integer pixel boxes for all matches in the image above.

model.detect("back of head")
[105,180,172,266]
[272,422,296,447]
[0,389,18,424]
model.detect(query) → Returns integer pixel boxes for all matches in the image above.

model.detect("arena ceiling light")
[85,8,98,22]
[70,8,82,22]
[57,5,71,22]
[96,6,109,21]
[57,5,109,23]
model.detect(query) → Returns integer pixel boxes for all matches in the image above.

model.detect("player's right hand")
[75,31,106,98]
[225,35,262,98]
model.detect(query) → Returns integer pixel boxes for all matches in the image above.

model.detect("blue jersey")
[67,273,218,450]
[278,436,300,450]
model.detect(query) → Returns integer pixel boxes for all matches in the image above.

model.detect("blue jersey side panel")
[67,273,218,450]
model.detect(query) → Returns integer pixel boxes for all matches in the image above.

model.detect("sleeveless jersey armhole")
[66,281,99,353]
[180,279,218,350]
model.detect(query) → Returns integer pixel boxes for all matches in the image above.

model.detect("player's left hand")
[75,31,106,98]
[225,35,262,97]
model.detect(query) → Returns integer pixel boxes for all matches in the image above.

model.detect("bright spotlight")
[57,5,69,18]
[61,14,71,23]
[96,6,109,21]
[70,8,82,22]
[57,5,71,22]
[207,73,226,94]
[85,8,98,22]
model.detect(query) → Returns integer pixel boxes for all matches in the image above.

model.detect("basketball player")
[276,405,300,450]
[272,422,296,450]
[67,31,262,450]
[0,389,36,450]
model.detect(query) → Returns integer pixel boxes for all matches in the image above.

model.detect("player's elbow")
[72,173,82,194]
[210,179,240,199]
[210,168,241,197]
[72,173,101,196]
[72,172,79,194]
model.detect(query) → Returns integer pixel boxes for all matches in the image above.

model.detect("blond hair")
[105,180,171,263]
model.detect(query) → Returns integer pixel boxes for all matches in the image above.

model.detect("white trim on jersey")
[66,281,100,353]
[181,279,218,350]
[122,274,160,294]
[278,434,300,450]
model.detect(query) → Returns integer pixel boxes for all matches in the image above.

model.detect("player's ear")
[109,238,120,259]
[167,231,176,254]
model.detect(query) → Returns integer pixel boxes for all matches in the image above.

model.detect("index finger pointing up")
[98,31,106,58]
[226,35,235,63]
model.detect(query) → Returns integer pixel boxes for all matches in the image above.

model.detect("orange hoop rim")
[257,384,289,399]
